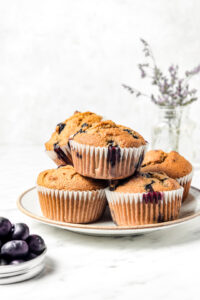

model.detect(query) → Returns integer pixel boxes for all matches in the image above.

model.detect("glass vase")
[151,105,200,168]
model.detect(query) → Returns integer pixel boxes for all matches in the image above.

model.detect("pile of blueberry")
[0,217,46,266]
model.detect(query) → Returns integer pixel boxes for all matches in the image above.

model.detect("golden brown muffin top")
[141,150,192,179]
[37,165,107,191]
[72,120,146,148]
[45,111,102,150]
[115,172,181,193]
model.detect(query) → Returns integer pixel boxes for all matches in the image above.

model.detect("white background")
[0,0,200,146]
[1,2,200,299]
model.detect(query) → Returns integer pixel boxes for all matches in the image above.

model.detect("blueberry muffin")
[106,172,183,226]
[45,111,102,166]
[37,165,107,224]
[69,120,148,180]
[141,150,193,201]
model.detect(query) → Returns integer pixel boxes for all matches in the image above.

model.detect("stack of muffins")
[37,111,193,226]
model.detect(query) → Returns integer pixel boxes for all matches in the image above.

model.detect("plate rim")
[17,186,200,231]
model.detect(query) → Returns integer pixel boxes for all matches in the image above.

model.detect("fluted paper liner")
[37,186,106,224]
[176,170,193,201]
[70,140,148,180]
[106,187,184,226]
[46,144,72,166]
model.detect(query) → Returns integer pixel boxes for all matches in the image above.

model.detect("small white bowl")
[0,249,47,284]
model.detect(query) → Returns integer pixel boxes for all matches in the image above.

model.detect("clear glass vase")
[151,105,200,168]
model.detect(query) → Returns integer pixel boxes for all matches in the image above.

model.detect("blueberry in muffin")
[69,120,148,180]
[141,150,193,201]
[45,111,102,166]
[106,171,184,225]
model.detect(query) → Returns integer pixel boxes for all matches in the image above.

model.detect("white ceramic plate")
[17,186,200,237]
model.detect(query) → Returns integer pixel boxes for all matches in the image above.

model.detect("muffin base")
[70,140,148,180]
[37,186,106,224]
[46,144,72,167]
[106,188,183,226]
[177,171,193,201]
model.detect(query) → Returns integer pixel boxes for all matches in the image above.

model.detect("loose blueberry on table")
[0,217,46,266]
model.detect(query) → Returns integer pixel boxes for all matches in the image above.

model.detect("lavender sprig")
[123,39,200,107]
[185,64,200,77]
[122,84,144,97]
[140,39,156,67]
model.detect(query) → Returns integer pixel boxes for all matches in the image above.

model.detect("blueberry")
[73,128,87,138]
[143,194,148,204]
[141,172,153,178]
[107,146,121,167]
[26,252,37,261]
[1,240,29,258]
[160,178,168,183]
[144,180,155,192]
[53,143,72,165]
[0,217,12,238]
[9,259,26,265]
[153,192,158,203]
[57,123,66,134]
[108,180,119,191]
[147,192,152,203]
[135,151,145,170]
[76,152,82,159]
[81,123,88,128]
[123,129,139,139]
[26,235,46,255]
[12,223,29,240]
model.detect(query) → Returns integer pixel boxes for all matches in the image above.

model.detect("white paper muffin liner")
[46,144,72,166]
[106,187,184,225]
[176,170,193,201]
[37,186,107,224]
[70,140,148,180]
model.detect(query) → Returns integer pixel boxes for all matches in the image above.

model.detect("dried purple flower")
[138,63,149,78]
[123,39,200,107]
[185,64,200,77]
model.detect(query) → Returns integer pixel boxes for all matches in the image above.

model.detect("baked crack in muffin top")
[141,150,192,178]
[114,172,181,193]
[37,165,107,191]
[72,120,146,148]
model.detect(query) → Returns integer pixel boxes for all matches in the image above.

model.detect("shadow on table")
[35,256,56,280]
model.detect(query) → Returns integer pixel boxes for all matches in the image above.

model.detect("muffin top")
[37,165,107,191]
[141,150,192,179]
[115,172,181,193]
[72,120,146,148]
[45,111,102,150]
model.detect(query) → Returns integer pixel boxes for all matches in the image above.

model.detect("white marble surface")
[1,145,200,300]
